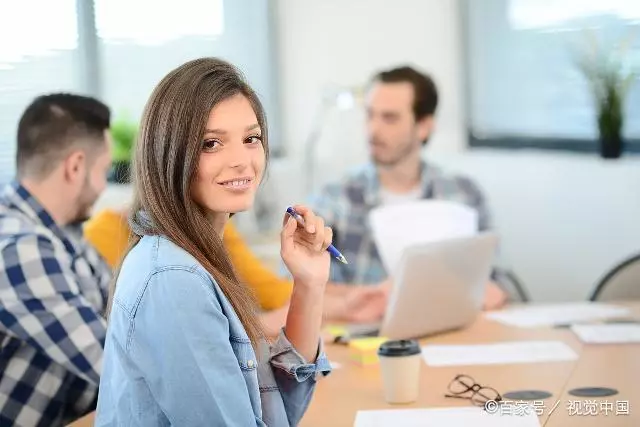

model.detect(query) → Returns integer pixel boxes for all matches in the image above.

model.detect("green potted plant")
[575,30,637,159]
[109,116,137,184]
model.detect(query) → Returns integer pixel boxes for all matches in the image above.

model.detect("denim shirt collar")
[130,209,156,237]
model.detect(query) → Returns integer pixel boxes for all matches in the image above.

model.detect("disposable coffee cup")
[377,339,422,404]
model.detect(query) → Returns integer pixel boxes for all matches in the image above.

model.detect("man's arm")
[323,282,364,320]
[325,281,355,297]
[483,281,508,310]
[323,281,388,323]
[0,235,106,384]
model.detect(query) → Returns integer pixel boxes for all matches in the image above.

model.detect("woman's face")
[191,93,266,216]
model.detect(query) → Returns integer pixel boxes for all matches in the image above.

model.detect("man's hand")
[342,286,388,323]
[324,280,390,323]
[378,277,393,299]
[482,281,507,311]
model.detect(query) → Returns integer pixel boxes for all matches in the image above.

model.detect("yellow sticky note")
[348,337,388,366]
[324,325,348,338]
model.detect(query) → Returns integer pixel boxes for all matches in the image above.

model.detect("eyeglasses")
[445,374,502,407]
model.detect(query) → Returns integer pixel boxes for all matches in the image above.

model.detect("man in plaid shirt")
[0,94,113,426]
[310,66,507,322]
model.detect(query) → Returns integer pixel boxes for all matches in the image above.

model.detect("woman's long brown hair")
[107,58,268,347]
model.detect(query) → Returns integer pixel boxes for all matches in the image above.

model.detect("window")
[0,0,81,183]
[0,0,279,184]
[94,0,225,120]
[464,0,640,151]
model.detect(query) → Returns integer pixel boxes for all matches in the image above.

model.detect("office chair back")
[590,253,640,302]
[493,267,530,302]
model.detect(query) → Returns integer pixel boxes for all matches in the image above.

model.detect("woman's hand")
[280,205,332,290]
[281,205,333,361]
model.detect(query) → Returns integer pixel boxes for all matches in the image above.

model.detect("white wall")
[274,0,467,160]
[428,149,640,302]
[101,0,280,144]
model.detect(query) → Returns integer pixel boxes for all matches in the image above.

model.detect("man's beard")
[70,179,99,225]
[370,137,418,167]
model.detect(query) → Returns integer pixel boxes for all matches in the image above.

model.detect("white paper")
[421,340,578,367]
[354,407,540,427]
[571,324,640,344]
[369,200,478,276]
[485,303,631,328]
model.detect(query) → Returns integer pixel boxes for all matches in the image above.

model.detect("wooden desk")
[545,343,640,427]
[69,303,639,427]
[300,304,640,427]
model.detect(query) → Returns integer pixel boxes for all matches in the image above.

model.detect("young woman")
[95,58,332,426]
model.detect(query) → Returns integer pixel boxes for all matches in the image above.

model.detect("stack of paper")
[485,303,631,328]
[369,200,478,276]
[571,324,640,344]
[354,407,540,427]
[421,340,578,367]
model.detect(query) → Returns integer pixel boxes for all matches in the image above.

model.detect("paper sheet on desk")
[421,340,578,366]
[369,201,478,276]
[354,407,540,427]
[485,303,630,328]
[571,324,640,344]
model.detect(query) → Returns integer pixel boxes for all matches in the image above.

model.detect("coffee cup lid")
[378,339,421,357]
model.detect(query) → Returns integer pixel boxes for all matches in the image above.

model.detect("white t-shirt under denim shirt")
[95,213,331,426]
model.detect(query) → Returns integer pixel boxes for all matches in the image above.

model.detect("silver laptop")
[345,232,498,340]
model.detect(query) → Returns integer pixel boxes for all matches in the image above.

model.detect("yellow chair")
[84,210,293,310]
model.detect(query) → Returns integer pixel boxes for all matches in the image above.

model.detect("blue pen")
[286,206,348,264]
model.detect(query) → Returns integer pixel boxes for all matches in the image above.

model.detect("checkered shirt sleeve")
[0,234,107,385]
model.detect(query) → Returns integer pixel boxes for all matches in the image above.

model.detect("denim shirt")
[95,235,331,426]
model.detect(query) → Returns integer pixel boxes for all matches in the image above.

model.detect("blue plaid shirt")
[310,160,491,285]
[0,182,111,427]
